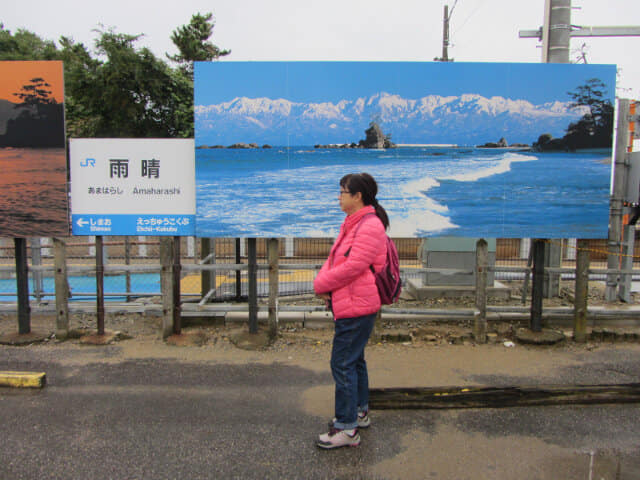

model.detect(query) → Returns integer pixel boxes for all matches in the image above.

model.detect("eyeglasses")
[339,190,351,196]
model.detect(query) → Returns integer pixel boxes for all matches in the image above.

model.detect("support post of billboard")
[268,238,279,340]
[235,239,242,301]
[200,238,214,299]
[474,239,488,343]
[14,238,30,334]
[248,239,258,334]
[124,237,132,303]
[53,238,69,339]
[30,238,43,302]
[531,240,545,332]
[573,239,589,343]
[96,236,105,336]
[160,238,174,339]
[172,237,182,335]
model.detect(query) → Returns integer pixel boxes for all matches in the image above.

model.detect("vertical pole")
[172,236,181,335]
[235,238,242,300]
[542,0,570,299]
[187,236,195,258]
[248,238,258,334]
[619,224,634,302]
[268,238,279,340]
[95,236,105,335]
[160,237,173,339]
[441,5,450,62]
[531,239,545,332]
[566,238,577,261]
[540,0,551,62]
[53,238,69,340]
[14,238,30,335]
[607,99,631,300]
[530,0,570,321]
[200,238,212,298]
[543,241,562,298]
[522,239,534,305]
[41,237,51,257]
[89,235,96,257]
[519,238,531,260]
[285,237,294,258]
[138,235,147,257]
[546,0,571,63]
[573,239,589,342]
[30,238,43,302]
[124,236,132,303]
[474,239,488,343]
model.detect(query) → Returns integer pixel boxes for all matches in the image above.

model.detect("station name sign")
[70,139,196,236]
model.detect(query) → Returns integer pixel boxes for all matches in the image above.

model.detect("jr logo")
[80,158,96,167]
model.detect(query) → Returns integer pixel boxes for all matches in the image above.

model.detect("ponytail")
[374,202,390,230]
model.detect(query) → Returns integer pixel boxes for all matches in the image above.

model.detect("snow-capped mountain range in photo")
[195,92,588,146]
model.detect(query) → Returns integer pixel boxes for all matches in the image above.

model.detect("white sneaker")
[316,428,360,449]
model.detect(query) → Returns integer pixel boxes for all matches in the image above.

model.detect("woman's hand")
[317,293,331,300]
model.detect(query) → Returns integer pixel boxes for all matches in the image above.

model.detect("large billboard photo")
[195,61,616,238]
[0,61,68,237]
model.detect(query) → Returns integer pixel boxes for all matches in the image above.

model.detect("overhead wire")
[451,0,488,36]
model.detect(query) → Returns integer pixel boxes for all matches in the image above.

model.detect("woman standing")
[314,172,389,449]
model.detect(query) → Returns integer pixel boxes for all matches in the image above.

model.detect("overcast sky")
[2,0,639,98]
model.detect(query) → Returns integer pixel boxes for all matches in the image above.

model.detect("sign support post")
[95,236,105,336]
[268,238,279,340]
[248,238,258,334]
[53,238,69,339]
[530,239,545,332]
[14,238,30,334]
[172,236,182,335]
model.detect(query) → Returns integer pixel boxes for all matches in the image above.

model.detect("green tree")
[168,12,230,75]
[0,24,59,60]
[0,14,229,138]
[58,36,101,137]
[167,12,231,136]
[61,28,194,137]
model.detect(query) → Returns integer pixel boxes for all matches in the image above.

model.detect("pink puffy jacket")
[314,205,387,320]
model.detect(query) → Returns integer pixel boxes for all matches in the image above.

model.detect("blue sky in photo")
[194,61,617,106]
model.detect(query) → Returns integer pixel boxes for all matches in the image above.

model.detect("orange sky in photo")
[0,61,64,103]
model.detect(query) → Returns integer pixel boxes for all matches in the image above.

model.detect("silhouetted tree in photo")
[564,78,614,150]
[532,78,614,152]
[13,77,56,105]
[0,77,65,147]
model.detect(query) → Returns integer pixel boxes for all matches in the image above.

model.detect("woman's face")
[339,186,363,215]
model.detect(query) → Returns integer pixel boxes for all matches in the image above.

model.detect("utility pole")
[435,4,453,62]
[519,1,640,56]
[544,0,571,63]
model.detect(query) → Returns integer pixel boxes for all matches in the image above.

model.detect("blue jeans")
[330,312,377,430]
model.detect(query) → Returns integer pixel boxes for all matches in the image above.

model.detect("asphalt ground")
[2,330,640,479]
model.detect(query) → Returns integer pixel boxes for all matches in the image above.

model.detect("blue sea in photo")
[195,146,611,238]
